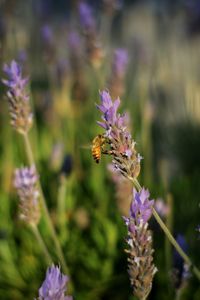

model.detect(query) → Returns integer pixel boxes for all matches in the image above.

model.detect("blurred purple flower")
[108,48,128,98]
[38,265,72,300]
[14,166,38,189]
[68,31,81,52]
[172,234,190,289]
[17,50,28,64]
[112,48,128,78]
[154,198,169,218]
[41,25,54,45]
[14,165,40,225]
[3,60,28,91]
[2,60,33,134]
[79,2,96,33]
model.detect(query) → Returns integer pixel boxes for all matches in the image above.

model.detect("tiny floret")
[38,265,73,300]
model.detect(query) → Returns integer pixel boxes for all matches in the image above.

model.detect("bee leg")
[102,150,113,155]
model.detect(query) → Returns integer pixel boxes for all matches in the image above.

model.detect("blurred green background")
[0,0,200,299]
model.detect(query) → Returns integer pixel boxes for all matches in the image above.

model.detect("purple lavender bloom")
[96,90,120,129]
[14,166,38,189]
[96,91,141,179]
[38,265,72,300]
[97,91,130,133]
[79,2,96,33]
[3,60,28,92]
[124,188,154,234]
[130,188,154,224]
[2,60,33,134]
[124,188,157,299]
[14,165,40,225]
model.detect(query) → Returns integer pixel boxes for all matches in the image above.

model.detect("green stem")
[23,132,34,165]
[165,193,173,276]
[129,177,200,281]
[22,132,69,273]
[30,224,52,265]
[57,175,68,242]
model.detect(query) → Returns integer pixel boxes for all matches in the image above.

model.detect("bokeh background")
[0,0,200,299]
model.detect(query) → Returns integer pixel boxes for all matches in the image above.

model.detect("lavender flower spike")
[79,1,96,33]
[2,60,33,134]
[97,90,141,179]
[14,165,40,225]
[124,188,157,299]
[38,264,73,300]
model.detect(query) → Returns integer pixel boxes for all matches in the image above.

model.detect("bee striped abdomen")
[92,146,101,163]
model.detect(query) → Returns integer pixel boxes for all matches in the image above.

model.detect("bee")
[91,134,107,163]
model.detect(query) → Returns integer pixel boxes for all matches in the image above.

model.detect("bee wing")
[79,144,92,150]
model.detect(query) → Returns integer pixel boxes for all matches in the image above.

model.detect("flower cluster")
[14,165,40,225]
[97,90,142,179]
[2,60,33,134]
[124,188,157,299]
[38,265,72,300]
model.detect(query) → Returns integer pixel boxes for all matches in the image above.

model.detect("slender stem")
[129,177,200,281]
[22,132,69,273]
[30,224,52,265]
[38,184,69,273]
[165,193,173,277]
[57,175,67,241]
[23,132,34,165]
